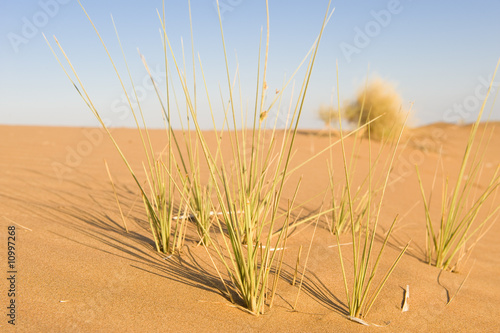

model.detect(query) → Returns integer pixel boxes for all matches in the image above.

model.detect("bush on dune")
[344,78,406,141]
[318,105,340,128]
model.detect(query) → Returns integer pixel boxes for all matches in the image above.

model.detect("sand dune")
[1,123,499,332]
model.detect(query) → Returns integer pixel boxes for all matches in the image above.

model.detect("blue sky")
[1,0,500,129]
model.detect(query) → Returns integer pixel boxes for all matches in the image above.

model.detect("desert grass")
[324,76,403,236]
[328,131,406,237]
[416,59,500,272]
[170,0,334,315]
[43,0,416,320]
[333,64,410,321]
[328,167,370,235]
[104,159,129,233]
[44,1,207,255]
[156,0,216,247]
[326,82,393,235]
[47,0,336,315]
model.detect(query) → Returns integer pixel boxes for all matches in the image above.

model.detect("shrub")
[318,104,339,128]
[345,78,405,141]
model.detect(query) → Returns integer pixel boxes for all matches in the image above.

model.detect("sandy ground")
[1,123,499,332]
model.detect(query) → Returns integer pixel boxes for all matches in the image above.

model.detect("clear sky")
[1,0,500,129]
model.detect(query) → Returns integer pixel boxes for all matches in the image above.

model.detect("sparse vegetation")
[46,0,339,316]
[45,0,489,325]
[417,60,500,272]
[333,69,410,320]
[326,78,391,236]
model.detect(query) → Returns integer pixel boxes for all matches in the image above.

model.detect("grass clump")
[47,0,334,316]
[181,0,333,315]
[333,66,410,321]
[344,78,406,141]
[328,179,368,235]
[327,130,370,235]
[326,79,388,235]
[416,59,500,272]
[44,0,213,255]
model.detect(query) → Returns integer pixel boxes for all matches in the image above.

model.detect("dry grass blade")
[104,160,128,233]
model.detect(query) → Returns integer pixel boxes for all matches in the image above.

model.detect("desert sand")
[1,123,499,332]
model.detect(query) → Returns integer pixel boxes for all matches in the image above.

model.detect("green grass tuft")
[417,59,500,272]
[334,64,410,320]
